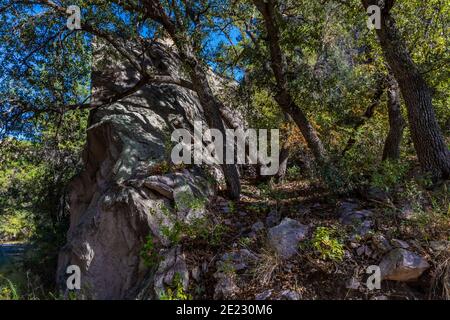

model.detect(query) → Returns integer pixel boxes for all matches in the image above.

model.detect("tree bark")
[144,2,241,198]
[362,0,450,179]
[382,74,405,160]
[254,0,327,163]
[341,77,385,156]
[275,143,290,183]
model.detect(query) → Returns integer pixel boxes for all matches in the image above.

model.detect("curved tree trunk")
[362,0,450,179]
[254,0,327,163]
[146,4,242,199]
[382,75,406,160]
[188,62,242,199]
[275,143,290,183]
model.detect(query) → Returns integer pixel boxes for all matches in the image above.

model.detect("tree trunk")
[341,77,385,156]
[275,143,290,183]
[147,6,242,199]
[362,0,450,179]
[254,0,327,163]
[382,75,405,160]
[188,60,242,199]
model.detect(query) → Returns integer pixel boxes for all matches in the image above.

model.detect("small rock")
[379,248,430,281]
[367,187,390,202]
[340,209,373,225]
[356,245,372,257]
[337,200,359,216]
[372,234,393,253]
[371,295,388,300]
[246,231,257,239]
[251,221,265,233]
[278,290,301,300]
[391,239,410,249]
[214,273,240,299]
[255,290,273,300]
[354,219,373,237]
[219,249,257,271]
[268,218,309,259]
[430,241,450,252]
[350,242,360,249]
[238,211,247,217]
[266,209,281,227]
[191,266,201,282]
[399,204,414,220]
[345,277,361,290]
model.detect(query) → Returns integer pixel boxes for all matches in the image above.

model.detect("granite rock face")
[56,39,226,299]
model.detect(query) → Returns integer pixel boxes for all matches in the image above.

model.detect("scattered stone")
[255,290,273,300]
[367,187,390,202]
[251,221,265,233]
[371,295,388,300]
[356,245,372,257]
[246,231,257,239]
[219,249,258,272]
[354,219,373,237]
[311,203,321,209]
[268,218,309,259]
[191,266,201,282]
[391,239,410,249]
[379,248,430,281]
[278,290,301,300]
[283,263,294,272]
[430,241,450,252]
[345,277,361,290]
[350,242,360,249]
[266,209,281,228]
[340,209,373,226]
[399,204,414,220]
[337,200,359,216]
[372,234,393,253]
[214,273,240,299]
[238,211,247,217]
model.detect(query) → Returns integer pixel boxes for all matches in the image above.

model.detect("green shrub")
[370,160,409,192]
[0,209,35,241]
[140,235,161,268]
[286,165,302,181]
[310,227,345,261]
[159,273,191,300]
[0,276,19,300]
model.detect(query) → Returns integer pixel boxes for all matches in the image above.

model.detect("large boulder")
[268,218,309,259]
[379,248,430,281]
[56,38,225,299]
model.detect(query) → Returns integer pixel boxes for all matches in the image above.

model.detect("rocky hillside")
[54,39,449,301]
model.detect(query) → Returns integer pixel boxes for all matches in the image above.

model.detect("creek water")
[0,243,27,270]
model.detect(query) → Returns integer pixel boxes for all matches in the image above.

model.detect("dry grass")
[252,246,282,286]
[429,253,450,300]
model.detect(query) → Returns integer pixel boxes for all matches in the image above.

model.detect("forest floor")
[182,177,449,300]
